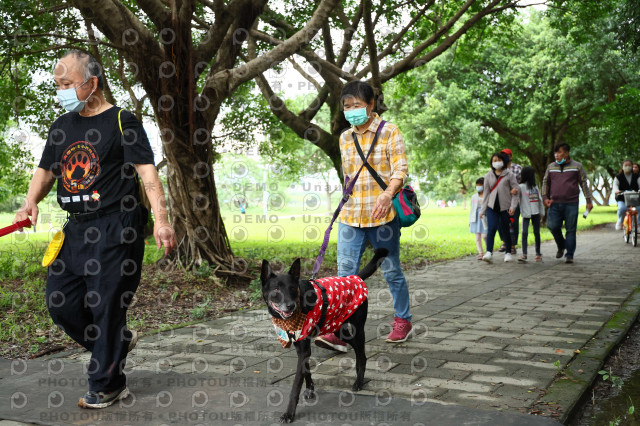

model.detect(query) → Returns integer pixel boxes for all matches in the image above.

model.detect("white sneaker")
[482,252,493,263]
[504,253,513,262]
[615,222,622,231]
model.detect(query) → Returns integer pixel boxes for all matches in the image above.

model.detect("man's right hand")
[544,199,553,208]
[14,199,38,229]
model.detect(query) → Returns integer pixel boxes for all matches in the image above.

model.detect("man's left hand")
[154,222,177,256]
[372,192,393,220]
[586,202,593,212]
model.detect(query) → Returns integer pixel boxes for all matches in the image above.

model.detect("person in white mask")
[479,152,519,263]
[13,50,177,409]
[613,159,640,230]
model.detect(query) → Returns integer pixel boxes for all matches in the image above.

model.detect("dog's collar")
[272,310,307,348]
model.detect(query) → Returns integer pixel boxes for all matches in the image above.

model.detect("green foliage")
[249,278,262,302]
[549,0,640,53]
[0,131,33,209]
[599,369,625,389]
[554,360,562,372]
[218,81,282,149]
[386,9,639,200]
[259,94,336,182]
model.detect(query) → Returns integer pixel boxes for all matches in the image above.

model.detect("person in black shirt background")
[13,50,177,408]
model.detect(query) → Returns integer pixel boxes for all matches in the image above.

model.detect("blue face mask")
[56,79,95,113]
[344,107,369,126]
[556,158,566,165]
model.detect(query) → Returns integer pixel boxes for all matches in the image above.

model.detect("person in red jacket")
[541,143,593,264]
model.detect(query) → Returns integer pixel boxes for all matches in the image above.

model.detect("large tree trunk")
[160,121,233,269]
[153,11,234,271]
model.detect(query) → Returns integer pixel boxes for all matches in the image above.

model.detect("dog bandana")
[272,275,368,348]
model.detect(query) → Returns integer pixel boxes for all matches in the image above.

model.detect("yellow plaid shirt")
[338,113,408,227]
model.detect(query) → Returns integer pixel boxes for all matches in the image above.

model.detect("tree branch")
[250,29,356,80]
[374,0,508,82]
[321,19,335,64]
[137,0,171,28]
[287,56,322,91]
[299,84,331,122]
[178,0,197,27]
[254,72,337,164]
[69,0,164,72]
[201,0,339,108]
[335,1,363,68]
[13,33,120,50]
[376,0,435,62]
[363,0,381,91]
[192,0,246,74]
[84,19,116,105]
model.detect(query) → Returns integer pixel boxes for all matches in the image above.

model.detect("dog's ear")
[260,260,273,285]
[288,258,301,282]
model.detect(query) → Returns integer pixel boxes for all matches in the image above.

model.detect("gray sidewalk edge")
[532,283,640,423]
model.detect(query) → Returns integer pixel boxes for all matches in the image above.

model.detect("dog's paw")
[303,388,316,400]
[280,412,295,423]
[351,380,364,392]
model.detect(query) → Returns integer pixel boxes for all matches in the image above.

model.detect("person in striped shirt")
[314,81,412,352]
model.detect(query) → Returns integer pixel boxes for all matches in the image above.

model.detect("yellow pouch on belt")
[42,230,64,267]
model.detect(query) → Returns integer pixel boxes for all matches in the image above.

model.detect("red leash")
[0,219,32,237]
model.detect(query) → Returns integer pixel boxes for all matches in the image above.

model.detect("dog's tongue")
[271,302,294,319]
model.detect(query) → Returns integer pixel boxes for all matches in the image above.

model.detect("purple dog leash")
[310,120,386,279]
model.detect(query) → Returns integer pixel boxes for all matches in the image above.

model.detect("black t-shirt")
[38,106,155,214]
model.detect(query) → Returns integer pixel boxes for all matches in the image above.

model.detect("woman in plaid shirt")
[314,81,413,352]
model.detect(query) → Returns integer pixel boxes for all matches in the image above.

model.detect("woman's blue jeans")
[618,200,628,224]
[486,207,511,254]
[337,217,411,321]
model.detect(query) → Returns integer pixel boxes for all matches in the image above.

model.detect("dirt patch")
[1,260,344,360]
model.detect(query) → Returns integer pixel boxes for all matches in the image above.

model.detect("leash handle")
[310,121,386,279]
[0,219,32,238]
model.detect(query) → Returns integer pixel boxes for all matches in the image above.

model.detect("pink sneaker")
[314,333,348,352]
[386,318,413,342]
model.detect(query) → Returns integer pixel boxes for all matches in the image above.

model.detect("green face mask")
[344,107,369,126]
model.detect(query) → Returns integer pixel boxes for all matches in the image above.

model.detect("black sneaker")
[565,257,574,264]
[78,386,129,409]
[556,249,565,259]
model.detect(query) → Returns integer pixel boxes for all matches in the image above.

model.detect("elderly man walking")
[13,50,177,408]
[541,143,593,264]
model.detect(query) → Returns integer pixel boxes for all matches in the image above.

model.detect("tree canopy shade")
[384,9,639,201]
[1,0,339,271]
[249,0,534,181]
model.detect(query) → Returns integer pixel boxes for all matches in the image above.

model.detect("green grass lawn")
[229,204,617,269]
[0,204,618,265]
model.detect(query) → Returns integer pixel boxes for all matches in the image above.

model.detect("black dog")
[260,248,388,423]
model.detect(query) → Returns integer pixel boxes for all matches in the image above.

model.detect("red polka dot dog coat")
[272,276,368,348]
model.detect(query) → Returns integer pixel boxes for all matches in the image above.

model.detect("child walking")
[469,177,487,260]
[518,166,544,262]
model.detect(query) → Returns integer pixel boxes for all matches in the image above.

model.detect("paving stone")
[415,377,495,393]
